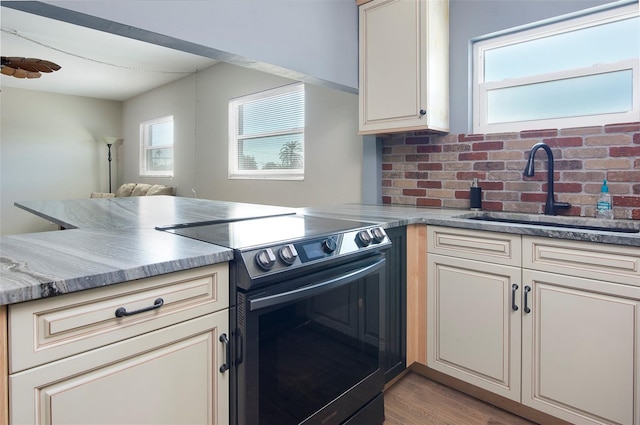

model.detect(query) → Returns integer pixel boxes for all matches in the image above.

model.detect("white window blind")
[229,83,305,180]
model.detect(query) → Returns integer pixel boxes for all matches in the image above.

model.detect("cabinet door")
[10,310,229,425]
[522,270,640,425]
[383,226,407,383]
[427,254,521,401]
[358,0,449,134]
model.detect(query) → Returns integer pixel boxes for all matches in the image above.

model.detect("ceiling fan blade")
[12,68,29,78]
[38,60,61,72]
[23,58,61,73]
[12,63,41,73]
[1,66,17,76]
[1,57,60,79]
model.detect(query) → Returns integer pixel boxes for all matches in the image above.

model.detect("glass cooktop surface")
[160,214,375,250]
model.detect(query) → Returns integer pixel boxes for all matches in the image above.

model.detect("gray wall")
[121,62,364,208]
[0,88,122,235]
[449,0,618,134]
[15,0,358,93]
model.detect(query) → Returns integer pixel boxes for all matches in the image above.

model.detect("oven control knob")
[278,244,298,266]
[356,230,372,247]
[322,237,337,253]
[371,227,386,244]
[255,248,277,271]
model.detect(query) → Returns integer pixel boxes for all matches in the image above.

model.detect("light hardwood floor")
[383,373,537,425]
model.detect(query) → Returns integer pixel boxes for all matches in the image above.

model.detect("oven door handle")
[249,257,385,311]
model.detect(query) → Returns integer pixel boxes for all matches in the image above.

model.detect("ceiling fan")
[1,56,61,79]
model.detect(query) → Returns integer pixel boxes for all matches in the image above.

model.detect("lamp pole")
[102,137,122,193]
[107,143,113,193]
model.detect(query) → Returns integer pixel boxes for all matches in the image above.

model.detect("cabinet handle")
[524,286,532,314]
[419,109,427,116]
[219,333,231,373]
[114,298,164,317]
[511,284,519,311]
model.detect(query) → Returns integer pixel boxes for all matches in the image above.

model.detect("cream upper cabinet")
[8,264,230,425]
[358,0,449,135]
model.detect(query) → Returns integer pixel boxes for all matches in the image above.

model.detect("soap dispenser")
[470,178,482,211]
[596,179,613,219]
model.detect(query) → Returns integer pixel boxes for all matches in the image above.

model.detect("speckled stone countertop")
[16,196,297,230]
[1,228,233,305]
[1,197,297,305]
[299,203,640,247]
[2,197,639,306]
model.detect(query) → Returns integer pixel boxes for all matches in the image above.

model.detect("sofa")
[90,183,175,198]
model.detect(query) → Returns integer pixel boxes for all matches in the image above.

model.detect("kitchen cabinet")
[426,227,640,425]
[7,264,230,425]
[382,226,407,383]
[521,237,640,425]
[426,227,522,400]
[358,0,449,135]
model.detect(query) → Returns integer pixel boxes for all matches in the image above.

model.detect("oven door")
[234,253,386,425]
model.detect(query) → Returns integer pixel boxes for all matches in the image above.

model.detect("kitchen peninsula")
[2,196,639,425]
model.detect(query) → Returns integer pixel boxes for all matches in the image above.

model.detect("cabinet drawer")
[10,309,229,425]
[523,237,640,287]
[427,226,521,266]
[9,264,228,373]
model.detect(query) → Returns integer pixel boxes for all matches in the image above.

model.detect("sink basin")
[457,212,640,234]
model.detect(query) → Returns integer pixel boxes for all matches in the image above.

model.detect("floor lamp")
[102,137,123,193]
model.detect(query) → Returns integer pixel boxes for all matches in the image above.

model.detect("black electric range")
[157,213,391,290]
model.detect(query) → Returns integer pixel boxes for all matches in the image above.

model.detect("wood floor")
[383,373,537,425]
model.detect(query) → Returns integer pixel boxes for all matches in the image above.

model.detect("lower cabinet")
[8,264,230,425]
[522,270,639,425]
[427,253,521,401]
[383,226,407,383]
[10,311,229,425]
[426,226,640,425]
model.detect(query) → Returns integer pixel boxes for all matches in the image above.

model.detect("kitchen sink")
[456,212,640,234]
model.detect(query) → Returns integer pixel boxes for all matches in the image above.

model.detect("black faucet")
[523,142,571,216]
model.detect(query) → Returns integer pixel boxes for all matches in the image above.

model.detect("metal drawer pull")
[511,284,519,311]
[219,333,230,373]
[524,286,532,314]
[115,298,164,317]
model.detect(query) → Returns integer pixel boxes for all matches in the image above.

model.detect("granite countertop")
[2,196,639,306]
[1,228,233,305]
[298,203,640,247]
[1,197,297,305]
[16,196,297,230]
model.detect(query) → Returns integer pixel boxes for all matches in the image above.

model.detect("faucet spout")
[523,142,571,216]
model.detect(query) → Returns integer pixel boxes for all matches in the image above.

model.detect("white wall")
[122,62,363,207]
[24,0,359,93]
[0,87,122,235]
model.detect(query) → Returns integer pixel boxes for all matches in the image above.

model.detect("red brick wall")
[381,122,640,220]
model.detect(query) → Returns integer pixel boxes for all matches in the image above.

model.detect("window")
[140,116,173,177]
[229,83,305,180]
[472,1,639,133]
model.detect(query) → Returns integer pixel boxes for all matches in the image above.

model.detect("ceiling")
[1,7,219,101]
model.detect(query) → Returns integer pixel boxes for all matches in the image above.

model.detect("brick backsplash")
[381,122,640,220]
